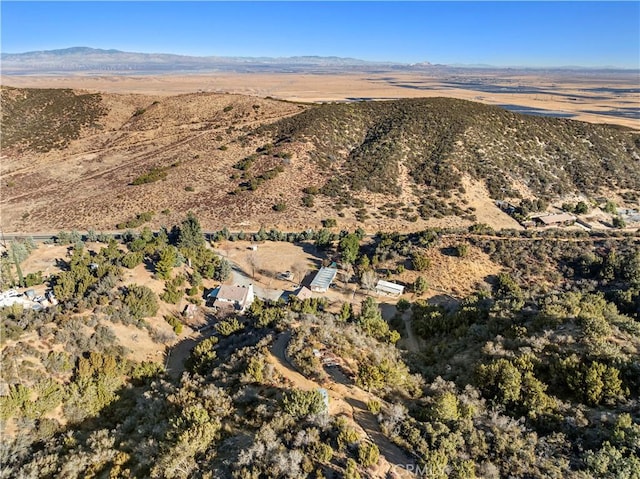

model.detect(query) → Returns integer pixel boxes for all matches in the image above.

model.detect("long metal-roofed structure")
[375,279,405,296]
[309,266,338,293]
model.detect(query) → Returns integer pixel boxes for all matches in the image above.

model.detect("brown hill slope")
[257,98,640,200]
[1,88,638,233]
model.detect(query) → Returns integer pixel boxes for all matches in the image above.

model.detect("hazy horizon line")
[3,45,639,71]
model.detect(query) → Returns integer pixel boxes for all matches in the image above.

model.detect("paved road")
[3,229,637,245]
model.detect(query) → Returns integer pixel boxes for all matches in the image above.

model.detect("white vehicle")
[5,289,19,298]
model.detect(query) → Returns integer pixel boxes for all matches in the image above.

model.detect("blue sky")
[2,1,639,68]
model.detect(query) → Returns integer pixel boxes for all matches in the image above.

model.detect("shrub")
[282,389,326,418]
[116,211,155,229]
[164,315,183,335]
[322,218,337,228]
[215,318,243,336]
[24,271,44,287]
[344,459,361,479]
[396,298,410,313]
[121,252,143,269]
[273,202,287,212]
[603,200,617,214]
[302,195,315,207]
[123,284,159,319]
[358,442,380,467]
[366,399,381,414]
[413,276,428,294]
[310,443,333,464]
[131,168,168,185]
[161,275,185,304]
[575,201,589,214]
[612,216,626,228]
[412,253,431,271]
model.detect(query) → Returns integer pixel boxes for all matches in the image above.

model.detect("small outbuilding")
[293,286,314,301]
[310,267,338,293]
[375,280,405,297]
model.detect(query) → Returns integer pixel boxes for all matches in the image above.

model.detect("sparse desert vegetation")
[1,87,638,235]
[0,217,638,478]
[1,73,639,478]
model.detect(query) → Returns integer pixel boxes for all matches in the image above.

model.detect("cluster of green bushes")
[115,210,155,229]
[256,97,640,223]
[2,215,639,478]
[231,144,290,194]
[164,314,183,334]
[130,166,169,185]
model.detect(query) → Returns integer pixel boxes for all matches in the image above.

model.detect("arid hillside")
[2,86,639,233]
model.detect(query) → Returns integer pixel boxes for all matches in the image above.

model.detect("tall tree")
[178,213,205,251]
[339,233,361,264]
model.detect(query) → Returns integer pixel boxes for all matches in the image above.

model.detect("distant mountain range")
[1,47,633,74]
[1,47,412,74]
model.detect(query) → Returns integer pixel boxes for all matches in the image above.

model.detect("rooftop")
[310,266,338,291]
[376,279,405,295]
[537,213,576,225]
[209,284,251,303]
[294,286,314,301]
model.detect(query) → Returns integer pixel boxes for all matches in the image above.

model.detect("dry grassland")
[4,71,638,128]
[1,70,637,234]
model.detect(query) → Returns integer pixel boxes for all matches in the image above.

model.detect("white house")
[207,284,255,313]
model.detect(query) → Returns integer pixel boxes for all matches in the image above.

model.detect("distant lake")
[583,108,640,120]
[582,87,640,94]
[498,104,576,118]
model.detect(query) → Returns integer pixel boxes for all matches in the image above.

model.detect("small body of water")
[386,82,435,90]
[498,104,576,118]
[582,87,640,94]
[583,108,640,120]
[444,81,545,95]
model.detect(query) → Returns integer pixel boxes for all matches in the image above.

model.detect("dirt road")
[268,332,417,478]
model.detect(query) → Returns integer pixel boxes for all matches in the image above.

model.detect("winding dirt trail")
[268,332,417,478]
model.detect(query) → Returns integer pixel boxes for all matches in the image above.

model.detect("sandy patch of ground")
[106,321,165,363]
[461,178,523,230]
[217,239,323,289]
